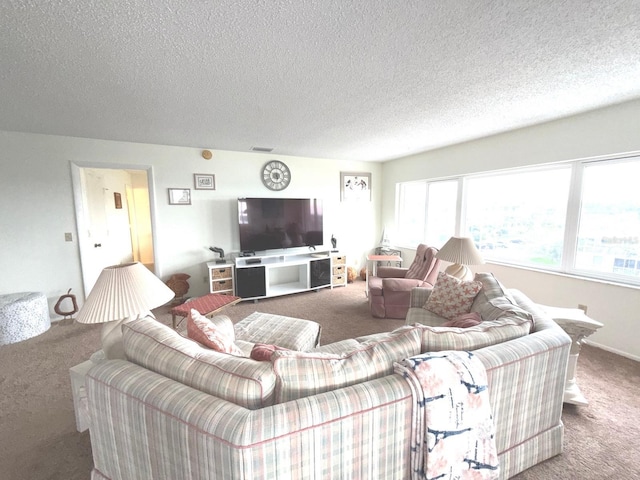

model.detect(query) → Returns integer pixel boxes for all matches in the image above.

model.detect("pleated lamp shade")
[436,237,484,280]
[76,262,175,325]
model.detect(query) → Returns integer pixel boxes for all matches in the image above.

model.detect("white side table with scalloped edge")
[540,305,604,406]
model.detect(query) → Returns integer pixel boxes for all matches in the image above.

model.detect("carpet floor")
[0,279,638,479]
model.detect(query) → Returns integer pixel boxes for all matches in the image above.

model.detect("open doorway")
[71,163,157,297]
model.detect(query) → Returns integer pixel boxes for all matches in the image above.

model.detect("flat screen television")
[238,198,324,252]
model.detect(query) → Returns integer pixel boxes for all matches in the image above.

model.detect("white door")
[80,169,113,293]
[73,165,156,296]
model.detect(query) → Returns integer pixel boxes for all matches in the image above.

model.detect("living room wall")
[381,98,640,360]
[0,131,381,316]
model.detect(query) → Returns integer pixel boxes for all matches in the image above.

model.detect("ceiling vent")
[251,146,274,153]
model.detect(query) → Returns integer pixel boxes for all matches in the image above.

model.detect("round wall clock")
[261,160,291,191]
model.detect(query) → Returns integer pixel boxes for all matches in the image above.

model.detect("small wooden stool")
[170,293,241,329]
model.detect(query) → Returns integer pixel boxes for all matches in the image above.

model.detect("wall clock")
[262,160,291,191]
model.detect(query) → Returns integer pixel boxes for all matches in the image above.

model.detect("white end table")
[540,305,604,406]
[365,254,402,297]
[70,359,95,432]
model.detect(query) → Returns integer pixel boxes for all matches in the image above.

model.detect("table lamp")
[75,262,175,360]
[436,236,485,281]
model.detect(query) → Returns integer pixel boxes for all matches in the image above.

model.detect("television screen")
[238,198,324,252]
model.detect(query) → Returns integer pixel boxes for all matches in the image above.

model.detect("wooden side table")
[540,305,604,406]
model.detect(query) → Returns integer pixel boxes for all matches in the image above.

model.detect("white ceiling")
[2,1,640,162]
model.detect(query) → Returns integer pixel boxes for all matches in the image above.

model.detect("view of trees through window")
[396,156,640,285]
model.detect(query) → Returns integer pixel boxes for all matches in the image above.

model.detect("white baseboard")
[584,339,640,362]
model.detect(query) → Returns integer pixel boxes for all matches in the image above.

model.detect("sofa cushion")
[122,317,277,409]
[186,310,243,356]
[441,312,482,328]
[471,272,534,325]
[423,272,482,320]
[250,343,291,361]
[413,313,532,352]
[272,325,421,403]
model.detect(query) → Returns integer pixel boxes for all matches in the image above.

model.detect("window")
[396,181,427,247]
[396,179,459,248]
[425,180,458,247]
[574,159,640,280]
[464,167,571,268]
[395,155,640,285]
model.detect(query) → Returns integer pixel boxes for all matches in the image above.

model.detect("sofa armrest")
[409,287,432,307]
[86,360,414,480]
[375,266,408,278]
[473,328,570,477]
[381,277,426,291]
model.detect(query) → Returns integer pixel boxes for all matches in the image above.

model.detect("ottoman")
[234,311,322,351]
[0,292,51,346]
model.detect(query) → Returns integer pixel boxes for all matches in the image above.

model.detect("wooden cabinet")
[331,253,347,288]
[207,262,235,295]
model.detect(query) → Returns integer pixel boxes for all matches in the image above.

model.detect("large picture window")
[396,155,640,285]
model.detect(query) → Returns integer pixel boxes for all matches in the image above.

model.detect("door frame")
[70,161,160,298]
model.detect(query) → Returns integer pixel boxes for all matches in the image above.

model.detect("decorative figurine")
[54,288,79,320]
[209,246,226,264]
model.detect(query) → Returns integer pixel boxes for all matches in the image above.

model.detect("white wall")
[0,131,381,316]
[381,99,640,360]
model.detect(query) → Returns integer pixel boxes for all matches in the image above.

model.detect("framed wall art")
[113,192,122,209]
[340,172,371,201]
[168,188,191,205]
[194,173,215,190]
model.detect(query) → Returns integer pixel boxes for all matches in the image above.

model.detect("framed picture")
[168,188,191,205]
[340,172,371,201]
[194,173,215,190]
[113,192,122,209]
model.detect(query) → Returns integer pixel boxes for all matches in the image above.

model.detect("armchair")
[368,244,441,319]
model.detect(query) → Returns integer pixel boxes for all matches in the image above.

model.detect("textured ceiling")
[1,1,640,162]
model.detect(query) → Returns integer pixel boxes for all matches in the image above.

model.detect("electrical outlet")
[578,304,588,314]
[64,232,73,242]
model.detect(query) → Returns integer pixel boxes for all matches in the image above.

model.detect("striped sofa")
[84,282,570,480]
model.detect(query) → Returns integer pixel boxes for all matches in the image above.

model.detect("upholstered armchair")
[368,244,441,319]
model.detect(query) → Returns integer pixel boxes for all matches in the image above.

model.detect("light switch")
[65,232,73,242]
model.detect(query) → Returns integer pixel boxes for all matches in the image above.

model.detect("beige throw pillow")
[423,272,482,320]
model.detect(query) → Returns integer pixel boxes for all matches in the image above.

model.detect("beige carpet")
[1,280,638,479]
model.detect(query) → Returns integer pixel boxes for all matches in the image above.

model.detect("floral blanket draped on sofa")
[395,350,499,480]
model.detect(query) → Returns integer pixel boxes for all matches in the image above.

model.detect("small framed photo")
[113,192,122,209]
[168,188,191,205]
[340,172,371,201]
[194,173,216,190]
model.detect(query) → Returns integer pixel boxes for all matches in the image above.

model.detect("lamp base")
[100,319,127,360]
[99,312,155,360]
[444,263,473,281]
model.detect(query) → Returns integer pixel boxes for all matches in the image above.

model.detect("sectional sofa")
[84,273,571,479]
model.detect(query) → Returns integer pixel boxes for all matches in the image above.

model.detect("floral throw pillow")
[186,309,243,356]
[423,272,483,320]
